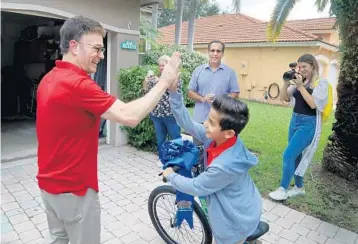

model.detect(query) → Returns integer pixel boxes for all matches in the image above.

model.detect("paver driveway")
[1,145,357,244]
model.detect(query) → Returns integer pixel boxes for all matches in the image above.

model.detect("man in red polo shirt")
[36,16,181,244]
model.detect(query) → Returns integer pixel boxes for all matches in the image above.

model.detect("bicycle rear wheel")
[148,185,213,244]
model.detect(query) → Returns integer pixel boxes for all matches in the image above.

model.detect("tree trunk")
[187,0,197,52]
[148,3,159,50]
[322,0,358,181]
[151,4,158,30]
[175,0,184,45]
[232,0,241,13]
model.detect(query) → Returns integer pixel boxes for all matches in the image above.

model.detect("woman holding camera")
[143,55,182,165]
[269,54,329,201]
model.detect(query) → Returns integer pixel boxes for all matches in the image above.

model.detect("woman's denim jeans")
[280,113,316,189]
[150,114,181,154]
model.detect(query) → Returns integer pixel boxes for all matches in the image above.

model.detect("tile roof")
[286,17,337,31]
[158,14,332,45]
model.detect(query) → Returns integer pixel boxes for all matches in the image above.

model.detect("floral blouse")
[146,78,182,117]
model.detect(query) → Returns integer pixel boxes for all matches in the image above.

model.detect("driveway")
[1,145,357,244]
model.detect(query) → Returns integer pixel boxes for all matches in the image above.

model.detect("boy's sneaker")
[288,186,305,198]
[269,187,288,201]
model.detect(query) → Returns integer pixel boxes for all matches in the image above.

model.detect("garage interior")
[1,11,107,162]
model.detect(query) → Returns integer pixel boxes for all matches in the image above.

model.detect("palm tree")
[147,3,159,50]
[155,0,183,45]
[187,0,199,52]
[186,0,242,52]
[175,0,184,45]
[232,0,241,13]
[267,0,358,181]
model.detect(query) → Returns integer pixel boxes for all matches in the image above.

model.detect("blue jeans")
[280,113,316,189]
[150,114,181,154]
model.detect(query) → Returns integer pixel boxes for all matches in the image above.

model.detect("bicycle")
[148,147,270,244]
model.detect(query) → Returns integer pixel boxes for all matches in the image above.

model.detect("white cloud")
[216,0,332,21]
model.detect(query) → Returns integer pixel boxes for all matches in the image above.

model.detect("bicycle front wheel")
[148,185,213,244]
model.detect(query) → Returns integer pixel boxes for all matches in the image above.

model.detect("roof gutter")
[194,41,338,52]
[140,0,162,7]
[305,29,337,33]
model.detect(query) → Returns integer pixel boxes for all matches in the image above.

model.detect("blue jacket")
[167,91,262,244]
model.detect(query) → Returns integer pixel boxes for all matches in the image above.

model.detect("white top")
[288,79,329,176]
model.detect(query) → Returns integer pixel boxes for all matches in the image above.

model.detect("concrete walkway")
[1,145,357,244]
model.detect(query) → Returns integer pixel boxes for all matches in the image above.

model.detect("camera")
[283,62,297,81]
[147,70,155,78]
[283,70,297,81]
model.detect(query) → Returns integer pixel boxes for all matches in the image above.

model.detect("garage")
[1,0,146,162]
[1,11,107,162]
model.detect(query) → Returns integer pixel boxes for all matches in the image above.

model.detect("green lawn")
[189,101,358,232]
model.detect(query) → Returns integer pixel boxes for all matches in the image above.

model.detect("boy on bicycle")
[162,79,262,244]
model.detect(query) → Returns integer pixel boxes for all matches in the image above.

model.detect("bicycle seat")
[245,221,269,241]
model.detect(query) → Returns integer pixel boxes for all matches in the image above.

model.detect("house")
[158,14,340,105]
[286,17,339,46]
[1,0,162,161]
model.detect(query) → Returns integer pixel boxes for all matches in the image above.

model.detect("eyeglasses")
[78,42,105,54]
[88,43,106,54]
[210,49,222,53]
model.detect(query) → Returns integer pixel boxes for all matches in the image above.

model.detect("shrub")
[179,69,193,107]
[142,44,208,75]
[118,44,208,151]
[118,65,158,151]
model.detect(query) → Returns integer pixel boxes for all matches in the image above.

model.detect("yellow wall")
[316,47,340,75]
[329,31,340,46]
[310,31,340,46]
[195,46,339,105]
[315,33,331,43]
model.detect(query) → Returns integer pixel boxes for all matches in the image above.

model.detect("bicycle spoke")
[183,225,199,242]
[150,189,209,244]
[181,220,202,243]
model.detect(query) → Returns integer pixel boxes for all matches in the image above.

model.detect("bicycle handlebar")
[159,166,180,183]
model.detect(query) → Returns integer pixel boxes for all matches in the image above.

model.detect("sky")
[217,0,332,21]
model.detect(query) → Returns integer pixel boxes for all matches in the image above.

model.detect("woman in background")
[143,55,182,165]
[269,54,329,201]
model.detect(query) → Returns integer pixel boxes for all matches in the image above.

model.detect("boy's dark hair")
[212,95,249,136]
[208,40,225,53]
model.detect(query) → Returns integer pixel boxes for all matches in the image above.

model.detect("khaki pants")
[41,188,101,244]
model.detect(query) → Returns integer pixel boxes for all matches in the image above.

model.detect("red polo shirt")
[207,136,237,166]
[36,61,116,196]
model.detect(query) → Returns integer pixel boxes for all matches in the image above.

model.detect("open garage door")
[1,11,65,162]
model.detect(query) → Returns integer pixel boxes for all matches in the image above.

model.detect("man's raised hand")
[160,52,181,88]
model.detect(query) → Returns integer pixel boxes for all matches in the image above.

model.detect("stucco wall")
[195,46,339,105]
[329,31,340,46]
[311,31,340,46]
[315,33,331,44]
[3,0,141,31]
